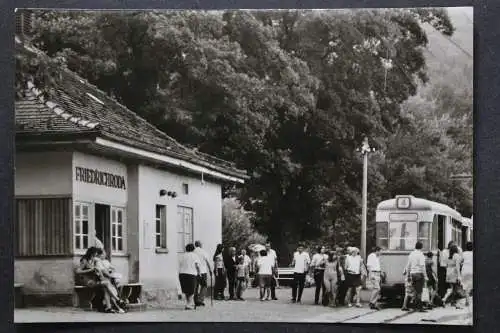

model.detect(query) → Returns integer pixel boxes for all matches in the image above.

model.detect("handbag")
[456,281,467,298]
[422,286,430,303]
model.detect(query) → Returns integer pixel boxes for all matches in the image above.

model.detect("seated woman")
[93,248,127,313]
[75,247,105,311]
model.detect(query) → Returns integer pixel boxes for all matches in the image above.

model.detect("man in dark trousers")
[224,246,238,300]
[266,242,279,300]
[291,244,311,304]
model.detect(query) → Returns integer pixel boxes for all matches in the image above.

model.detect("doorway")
[437,215,445,250]
[95,203,111,260]
[461,226,468,249]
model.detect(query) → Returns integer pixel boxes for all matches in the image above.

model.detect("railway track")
[335,305,472,325]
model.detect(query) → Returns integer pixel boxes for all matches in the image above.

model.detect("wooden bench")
[117,283,143,304]
[73,283,144,311]
[15,283,24,308]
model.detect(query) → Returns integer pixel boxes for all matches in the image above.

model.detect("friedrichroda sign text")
[75,167,126,190]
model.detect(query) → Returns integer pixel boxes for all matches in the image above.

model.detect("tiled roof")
[15,37,248,180]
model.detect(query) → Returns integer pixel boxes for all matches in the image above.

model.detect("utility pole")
[358,137,375,261]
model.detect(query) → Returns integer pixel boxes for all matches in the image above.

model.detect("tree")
[15,8,470,261]
[222,198,267,250]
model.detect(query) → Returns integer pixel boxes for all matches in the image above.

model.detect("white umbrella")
[249,244,266,253]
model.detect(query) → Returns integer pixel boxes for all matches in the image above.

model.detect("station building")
[14,35,248,306]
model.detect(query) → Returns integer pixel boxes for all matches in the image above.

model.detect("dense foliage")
[15,9,472,263]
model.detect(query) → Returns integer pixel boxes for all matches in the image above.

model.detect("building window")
[74,202,90,251]
[16,198,72,256]
[177,206,193,253]
[111,207,124,252]
[182,183,189,195]
[155,205,167,249]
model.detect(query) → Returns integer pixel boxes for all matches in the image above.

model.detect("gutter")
[94,137,246,184]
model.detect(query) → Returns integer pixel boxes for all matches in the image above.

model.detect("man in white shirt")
[266,242,279,300]
[366,246,382,310]
[311,246,328,305]
[405,241,428,312]
[291,244,310,304]
[194,241,213,306]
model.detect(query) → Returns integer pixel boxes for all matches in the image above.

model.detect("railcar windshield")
[376,219,432,251]
[388,221,418,250]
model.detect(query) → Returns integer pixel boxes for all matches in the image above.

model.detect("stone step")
[126,302,148,312]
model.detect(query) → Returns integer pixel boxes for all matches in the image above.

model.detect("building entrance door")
[95,203,111,260]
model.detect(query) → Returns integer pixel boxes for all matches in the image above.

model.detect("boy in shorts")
[402,268,414,311]
[236,256,250,300]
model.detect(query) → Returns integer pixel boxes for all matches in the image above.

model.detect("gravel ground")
[14,287,473,325]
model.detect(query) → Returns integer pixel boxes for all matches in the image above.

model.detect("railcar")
[375,195,469,303]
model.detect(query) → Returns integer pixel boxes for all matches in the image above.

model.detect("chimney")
[15,9,34,40]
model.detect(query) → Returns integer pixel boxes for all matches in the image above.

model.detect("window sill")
[112,252,130,258]
[155,248,169,254]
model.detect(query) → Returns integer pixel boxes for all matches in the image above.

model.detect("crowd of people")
[75,237,473,314]
[177,241,279,310]
[177,239,473,313]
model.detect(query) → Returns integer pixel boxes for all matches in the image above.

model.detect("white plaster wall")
[137,165,222,293]
[15,258,74,294]
[72,151,128,206]
[15,152,73,196]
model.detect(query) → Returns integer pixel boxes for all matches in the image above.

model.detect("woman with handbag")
[213,244,227,300]
[442,245,463,309]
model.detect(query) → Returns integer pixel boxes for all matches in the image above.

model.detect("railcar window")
[376,222,388,249]
[388,221,417,250]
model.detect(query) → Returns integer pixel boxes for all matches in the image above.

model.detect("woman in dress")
[213,244,226,300]
[75,247,106,311]
[461,242,473,306]
[336,247,348,305]
[442,244,463,308]
[179,243,202,310]
[323,251,341,307]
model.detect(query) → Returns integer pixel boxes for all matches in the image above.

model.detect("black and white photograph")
[13,6,473,325]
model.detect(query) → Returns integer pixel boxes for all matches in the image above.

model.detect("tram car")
[375,195,472,303]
